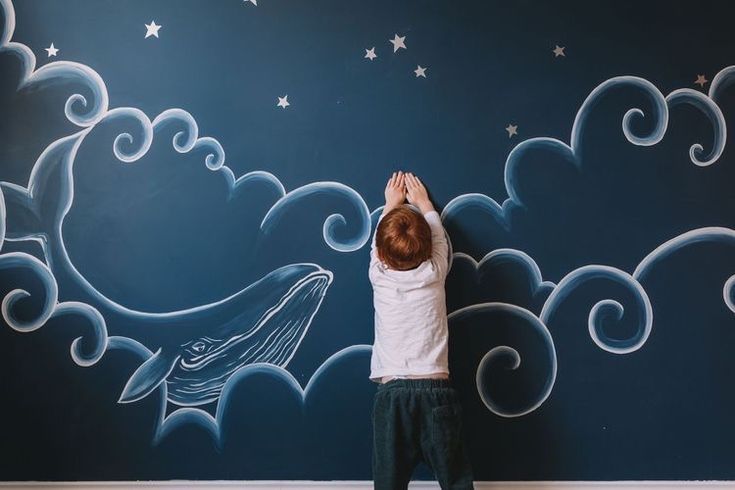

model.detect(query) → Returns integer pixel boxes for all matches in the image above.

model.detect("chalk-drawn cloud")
[446,250,555,315]
[133,341,376,478]
[451,225,735,418]
[262,182,371,253]
[0,251,107,366]
[541,263,653,355]
[449,302,556,418]
[633,226,735,318]
[49,106,370,310]
[441,73,728,278]
[439,70,735,366]
[0,0,109,186]
[449,256,655,417]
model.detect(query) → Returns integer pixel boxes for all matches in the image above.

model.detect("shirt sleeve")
[423,210,449,278]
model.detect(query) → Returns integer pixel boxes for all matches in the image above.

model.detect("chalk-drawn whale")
[1,131,334,406]
[119,263,333,405]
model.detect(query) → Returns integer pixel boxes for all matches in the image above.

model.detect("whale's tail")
[1,135,79,246]
[2,181,44,243]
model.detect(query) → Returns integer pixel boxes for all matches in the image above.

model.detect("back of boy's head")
[376,206,432,270]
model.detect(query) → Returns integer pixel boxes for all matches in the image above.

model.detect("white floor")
[1,481,735,490]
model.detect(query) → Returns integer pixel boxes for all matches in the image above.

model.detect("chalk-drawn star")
[552,45,565,57]
[45,43,58,57]
[365,47,377,60]
[277,95,290,109]
[145,21,162,39]
[505,124,518,138]
[414,65,427,78]
[389,34,406,53]
[694,74,708,87]
[244,0,257,5]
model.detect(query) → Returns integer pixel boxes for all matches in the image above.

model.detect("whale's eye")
[191,341,206,353]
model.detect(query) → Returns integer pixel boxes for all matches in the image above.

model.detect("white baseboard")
[1,481,734,490]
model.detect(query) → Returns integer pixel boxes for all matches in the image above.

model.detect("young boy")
[369,171,474,490]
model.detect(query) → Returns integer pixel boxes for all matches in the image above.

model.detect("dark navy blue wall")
[1,0,735,481]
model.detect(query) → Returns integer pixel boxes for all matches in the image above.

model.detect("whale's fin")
[118,348,181,404]
[1,182,42,241]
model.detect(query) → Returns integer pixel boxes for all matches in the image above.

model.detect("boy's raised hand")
[405,172,434,214]
[383,171,406,213]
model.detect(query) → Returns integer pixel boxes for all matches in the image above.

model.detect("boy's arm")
[423,209,449,276]
[404,172,449,277]
[370,172,407,268]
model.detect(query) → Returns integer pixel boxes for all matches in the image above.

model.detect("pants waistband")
[377,378,453,391]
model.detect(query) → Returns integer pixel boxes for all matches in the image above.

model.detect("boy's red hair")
[376,206,432,270]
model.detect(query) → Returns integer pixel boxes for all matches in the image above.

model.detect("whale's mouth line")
[178,269,333,371]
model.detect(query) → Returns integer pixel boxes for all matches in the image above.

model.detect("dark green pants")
[372,378,474,490]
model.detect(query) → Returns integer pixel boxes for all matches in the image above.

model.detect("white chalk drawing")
[107,336,372,447]
[0,0,366,422]
[0,0,734,442]
[0,251,107,366]
[119,263,334,405]
[450,230,735,417]
[440,74,734,417]
[446,250,655,417]
[450,250,557,298]
[449,302,557,418]
[0,0,107,128]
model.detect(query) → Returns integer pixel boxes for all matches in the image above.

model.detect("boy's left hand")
[384,171,406,212]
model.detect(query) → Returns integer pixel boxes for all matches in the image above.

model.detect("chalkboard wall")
[1,0,734,481]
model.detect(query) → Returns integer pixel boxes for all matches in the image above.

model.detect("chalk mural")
[2,0,735,481]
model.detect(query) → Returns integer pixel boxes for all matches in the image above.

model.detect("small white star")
[365,47,377,60]
[414,65,427,78]
[45,43,58,57]
[694,74,708,87]
[389,34,406,53]
[277,95,290,109]
[552,45,565,57]
[145,21,162,39]
[505,124,518,138]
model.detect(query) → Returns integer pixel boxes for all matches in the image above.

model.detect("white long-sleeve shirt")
[368,207,451,383]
